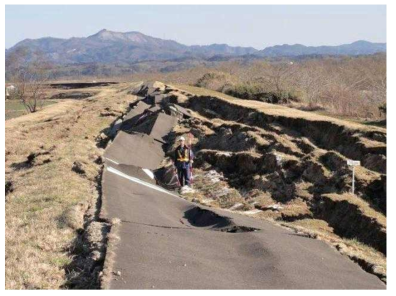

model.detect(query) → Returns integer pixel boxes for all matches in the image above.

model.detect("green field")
[5,100,57,120]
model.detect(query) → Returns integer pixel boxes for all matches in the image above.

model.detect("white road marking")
[142,168,155,179]
[107,166,178,197]
[105,157,119,165]
[243,209,262,215]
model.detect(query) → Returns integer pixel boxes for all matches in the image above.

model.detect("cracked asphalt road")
[101,164,385,289]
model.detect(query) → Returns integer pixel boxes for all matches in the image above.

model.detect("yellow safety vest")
[177,148,190,162]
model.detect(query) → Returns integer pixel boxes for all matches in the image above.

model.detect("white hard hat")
[178,136,185,141]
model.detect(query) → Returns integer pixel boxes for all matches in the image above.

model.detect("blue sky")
[5,5,386,49]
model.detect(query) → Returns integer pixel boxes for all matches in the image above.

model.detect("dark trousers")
[177,165,190,186]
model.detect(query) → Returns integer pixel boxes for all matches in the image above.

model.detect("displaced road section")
[100,82,385,289]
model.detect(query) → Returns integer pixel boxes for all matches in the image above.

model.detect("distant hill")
[257,40,386,57]
[6,29,257,64]
[6,30,386,66]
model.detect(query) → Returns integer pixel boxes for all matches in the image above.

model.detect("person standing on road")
[174,136,193,187]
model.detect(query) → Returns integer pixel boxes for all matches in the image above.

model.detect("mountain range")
[6,29,386,66]
[258,40,386,57]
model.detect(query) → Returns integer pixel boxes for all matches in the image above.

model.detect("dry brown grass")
[190,168,247,208]
[323,193,386,226]
[5,83,134,289]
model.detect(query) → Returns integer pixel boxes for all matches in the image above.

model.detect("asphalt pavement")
[101,164,385,289]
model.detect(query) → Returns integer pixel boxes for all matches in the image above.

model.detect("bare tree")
[6,47,52,113]
[358,55,386,108]
[297,61,328,108]
[254,61,297,97]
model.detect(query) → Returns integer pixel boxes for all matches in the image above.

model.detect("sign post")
[347,160,361,195]
[275,154,283,166]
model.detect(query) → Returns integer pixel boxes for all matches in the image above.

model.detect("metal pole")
[352,166,355,195]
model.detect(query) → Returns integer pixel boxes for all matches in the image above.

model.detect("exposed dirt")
[50,92,95,100]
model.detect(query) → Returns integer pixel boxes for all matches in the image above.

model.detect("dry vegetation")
[5,84,134,289]
[9,52,385,121]
[117,54,386,121]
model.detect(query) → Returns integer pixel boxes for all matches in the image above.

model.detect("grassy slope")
[5,100,57,120]
[5,83,134,289]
